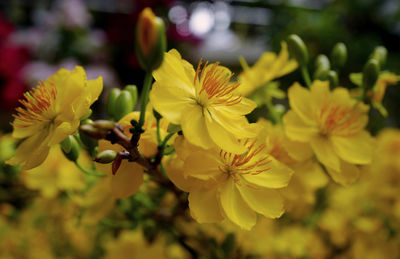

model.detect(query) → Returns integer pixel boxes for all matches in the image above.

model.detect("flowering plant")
[2,7,400,259]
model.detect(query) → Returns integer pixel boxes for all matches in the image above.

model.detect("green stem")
[266,101,282,125]
[138,72,153,129]
[75,161,106,177]
[161,132,175,148]
[156,118,162,145]
[301,66,312,88]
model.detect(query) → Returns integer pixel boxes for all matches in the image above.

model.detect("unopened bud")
[331,42,347,69]
[114,90,134,121]
[93,120,116,130]
[60,135,80,162]
[287,34,309,66]
[95,150,117,164]
[135,7,166,71]
[315,54,330,71]
[370,46,387,67]
[107,88,121,119]
[79,119,98,157]
[328,70,339,88]
[363,59,380,91]
[124,85,138,108]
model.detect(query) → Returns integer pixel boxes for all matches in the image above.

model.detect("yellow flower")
[150,49,259,154]
[97,106,171,199]
[178,134,293,230]
[367,72,399,116]
[257,119,328,217]
[23,147,87,198]
[7,66,103,170]
[236,42,298,97]
[283,81,373,184]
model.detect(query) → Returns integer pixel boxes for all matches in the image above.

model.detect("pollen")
[218,139,271,187]
[318,103,363,137]
[12,81,57,128]
[195,59,242,106]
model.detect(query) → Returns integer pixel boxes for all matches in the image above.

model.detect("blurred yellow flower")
[283,81,373,184]
[150,49,259,154]
[23,147,86,198]
[7,66,103,170]
[177,134,293,230]
[236,42,298,97]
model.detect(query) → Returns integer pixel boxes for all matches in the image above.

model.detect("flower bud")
[287,34,309,66]
[363,59,380,91]
[60,135,80,162]
[370,46,387,67]
[328,70,339,88]
[107,88,121,119]
[124,85,138,108]
[315,54,330,70]
[331,42,347,69]
[114,90,134,121]
[95,150,117,164]
[135,7,166,71]
[79,119,98,157]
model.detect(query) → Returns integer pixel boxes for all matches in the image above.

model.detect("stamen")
[12,81,57,128]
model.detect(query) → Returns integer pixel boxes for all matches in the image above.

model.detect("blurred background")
[0,0,399,127]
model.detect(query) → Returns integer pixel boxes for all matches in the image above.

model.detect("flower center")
[194,59,242,107]
[12,81,57,128]
[318,104,361,137]
[218,139,271,188]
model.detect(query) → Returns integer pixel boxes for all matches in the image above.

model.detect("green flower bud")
[135,7,166,71]
[362,59,380,91]
[107,88,121,119]
[331,42,347,69]
[124,85,138,109]
[79,119,98,157]
[61,135,80,162]
[95,150,117,164]
[315,54,330,70]
[370,46,387,67]
[114,90,134,120]
[287,34,309,66]
[328,70,339,88]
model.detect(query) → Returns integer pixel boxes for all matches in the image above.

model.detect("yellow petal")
[242,156,293,189]
[283,110,318,142]
[181,104,215,150]
[149,81,194,124]
[237,184,284,219]
[326,160,360,185]
[219,179,257,230]
[111,161,144,199]
[188,187,224,223]
[12,121,40,139]
[331,131,373,165]
[56,66,87,113]
[283,138,313,162]
[216,97,257,116]
[48,121,78,146]
[209,108,259,139]
[295,160,328,188]
[7,131,49,169]
[288,83,314,123]
[152,50,195,95]
[310,135,340,171]
[310,80,330,111]
[204,111,247,154]
[183,151,222,180]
